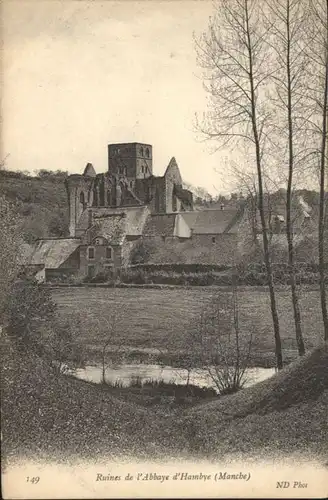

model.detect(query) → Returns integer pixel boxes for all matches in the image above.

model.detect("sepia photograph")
[1,0,328,498]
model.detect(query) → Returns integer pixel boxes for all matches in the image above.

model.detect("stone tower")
[108,143,153,183]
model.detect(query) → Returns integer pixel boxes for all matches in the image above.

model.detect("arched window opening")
[146,148,149,158]
[172,195,177,212]
[107,190,112,206]
[140,147,144,156]
[99,186,105,206]
[93,187,98,206]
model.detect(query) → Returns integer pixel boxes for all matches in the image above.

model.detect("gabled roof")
[89,206,150,244]
[143,214,177,237]
[28,238,81,268]
[181,208,243,234]
[164,157,182,183]
[92,214,126,245]
[83,163,96,177]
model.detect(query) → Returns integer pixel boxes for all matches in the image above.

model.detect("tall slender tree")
[195,0,283,368]
[306,0,328,340]
[264,0,307,355]
[316,0,328,341]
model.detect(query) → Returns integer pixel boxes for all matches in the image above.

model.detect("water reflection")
[73,363,276,391]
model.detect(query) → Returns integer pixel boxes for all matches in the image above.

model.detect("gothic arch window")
[107,189,112,206]
[140,147,144,156]
[93,187,98,206]
[172,194,177,212]
[80,191,85,206]
[99,185,105,206]
[145,148,149,158]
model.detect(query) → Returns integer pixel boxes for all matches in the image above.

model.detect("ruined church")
[28,142,245,281]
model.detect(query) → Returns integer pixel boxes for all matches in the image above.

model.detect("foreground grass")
[2,334,327,465]
[1,337,167,465]
[52,286,324,367]
[169,343,328,462]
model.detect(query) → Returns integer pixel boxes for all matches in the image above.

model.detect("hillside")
[0,170,69,243]
[0,169,323,246]
[1,334,164,466]
[172,343,328,462]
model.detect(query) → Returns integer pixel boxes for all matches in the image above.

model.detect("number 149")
[26,477,40,484]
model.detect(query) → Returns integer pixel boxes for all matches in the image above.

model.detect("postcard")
[1,0,327,498]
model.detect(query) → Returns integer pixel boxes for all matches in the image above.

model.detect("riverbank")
[80,343,287,369]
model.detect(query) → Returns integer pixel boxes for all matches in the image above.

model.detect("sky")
[1,0,238,195]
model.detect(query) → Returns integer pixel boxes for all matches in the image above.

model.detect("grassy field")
[52,285,325,367]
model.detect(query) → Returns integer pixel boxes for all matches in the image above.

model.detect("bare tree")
[264,0,308,355]
[315,0,328,341]
[195,0,283,368]
[304,0,328,340]
[191,274,253,395]
[101,314,117,384]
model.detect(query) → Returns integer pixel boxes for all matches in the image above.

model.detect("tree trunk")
[285,0,305,355]
[245,0,283,369]
[318,0,328,341]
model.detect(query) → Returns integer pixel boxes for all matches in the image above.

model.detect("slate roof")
[181,208,243,234]
[143,214,177,237]
[89,206,150,244]
[91,214,126,245]
[28,238,81,268]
